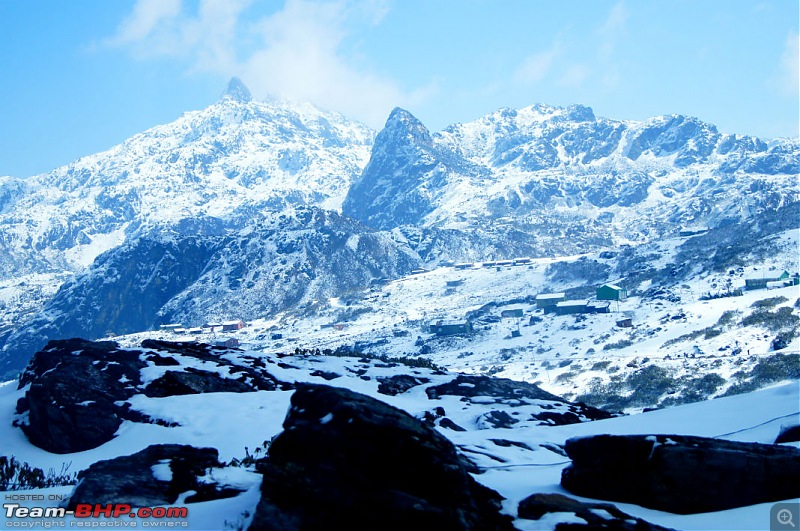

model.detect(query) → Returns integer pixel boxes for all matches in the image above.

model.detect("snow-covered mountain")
[0,78,374,279]
[114,203,796,414]
[0,79,376,374]
[343,105,799,258]
[1,80,798,381]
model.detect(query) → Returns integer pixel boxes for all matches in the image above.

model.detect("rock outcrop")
[561,434,800,514]
[65,444,245,509]
[775,424,800,444]
[15,339,288,453]
[15,338,147,453]
[426,374,615,426]
[250,383,514,531]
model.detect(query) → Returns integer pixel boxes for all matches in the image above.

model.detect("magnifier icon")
[778,509,796,528]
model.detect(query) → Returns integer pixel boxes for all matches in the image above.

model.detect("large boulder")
[143,368,255,396]
[15,338,147,453]
[15,339,288,453]
[775,425,800,444]
[250,383,514,531]
[377,374,430,396]
[561,434,800,513]
[65,444,246,509]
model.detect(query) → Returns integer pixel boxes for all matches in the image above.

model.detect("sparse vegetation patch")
[0,456,77,491]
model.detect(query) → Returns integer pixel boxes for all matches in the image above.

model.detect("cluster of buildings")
[453,257,533,270]
[428,282,630,337]
[534,283,627,316]
[744,271,799,291]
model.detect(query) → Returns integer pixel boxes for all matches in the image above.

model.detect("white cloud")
[599,1,627,37]
[512,2,625,92]
[106,0,182,46]
[596,1,626,64]
[513,43,562,85]
[181,0,251,74]
[102,0,433,129]
[772,32,799,98]
[558,64,590,88]
[241,0,435,128]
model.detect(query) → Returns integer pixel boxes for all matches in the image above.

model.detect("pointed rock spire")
[221,77,252,103]
[380,107,433,147]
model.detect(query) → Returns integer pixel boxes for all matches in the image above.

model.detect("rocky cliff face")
[1,207,420,377]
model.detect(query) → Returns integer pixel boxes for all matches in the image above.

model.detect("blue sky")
[1,0,797,178]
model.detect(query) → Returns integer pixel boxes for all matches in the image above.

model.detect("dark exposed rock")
[478,410,519,429]
[775,425,800,444]
[250,383,514,531]
[489,439,533,451]
[426,374,563,402]
[143,368,255,397]
[141,339,230,362]
[534,411,585,425]
[518,493,675,530]
[426,374,614,425]
[65,444,243,509]
[145,353,181,366]
[422,406,446,426]
[561,434,800,514]
[541,443,567,457]
[309,369,341,381]
[140,340,286,392]
[439,417,467,432]
[377,374,431,396]
[15,338,146,454]
[16,339,288,453]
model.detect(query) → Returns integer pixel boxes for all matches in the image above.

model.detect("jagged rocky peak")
[221,76,252,103]
[566,103,596,122]
[488,102,596,125]
[380,107,433,147]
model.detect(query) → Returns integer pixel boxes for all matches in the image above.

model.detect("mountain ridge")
[342,103,798,258]
[0,78,797,379]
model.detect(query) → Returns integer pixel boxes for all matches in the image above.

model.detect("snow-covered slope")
[343,105,799,258]
[1,81,797,531]
[147,205,797,414]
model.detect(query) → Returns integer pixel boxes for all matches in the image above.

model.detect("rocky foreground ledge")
[9,338,800,529]
[59,383,674,531]
[12,338,612,454]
